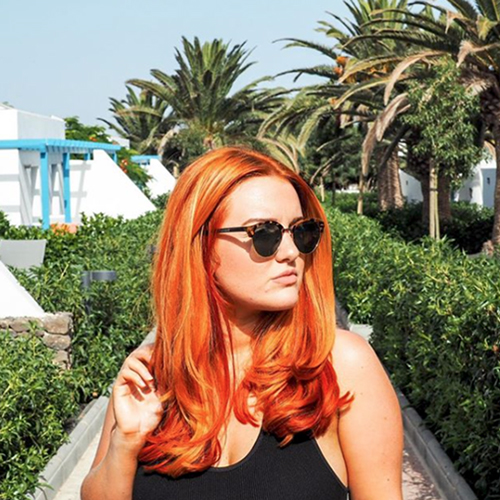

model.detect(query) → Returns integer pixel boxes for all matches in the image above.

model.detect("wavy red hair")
[138,146,352,476]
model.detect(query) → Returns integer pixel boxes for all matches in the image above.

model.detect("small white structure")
[66,150,156,223]
[400,161,496,208]
[132,155,176,197]
[454,159,495,208]
[0,105,156,227]
[399,169,423,203]
[0,261,45,317]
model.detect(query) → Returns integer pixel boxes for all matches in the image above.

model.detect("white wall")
[35,150,156,224]
[455,167,483,205]
[0,108,65,225]
[145,159,176,197]
[400,170,423,203]
[0,106,65,140]
[0,261,45,318]
[482,168,495,208]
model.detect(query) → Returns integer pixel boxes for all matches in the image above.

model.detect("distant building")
[132,155,176,198]
[399,160,496,208]
[0,105,155,228]
[454,159,495,208]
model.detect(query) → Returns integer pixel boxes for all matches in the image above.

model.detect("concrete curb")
[30,329,156,500]
[30,395,109,500]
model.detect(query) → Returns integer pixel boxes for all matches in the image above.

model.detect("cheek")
[213,241,259,295]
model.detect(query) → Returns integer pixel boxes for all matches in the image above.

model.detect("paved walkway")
[53,429,442,500]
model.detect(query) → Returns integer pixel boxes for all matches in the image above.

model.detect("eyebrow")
[241,216,305,225]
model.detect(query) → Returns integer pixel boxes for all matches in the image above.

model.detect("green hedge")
[0,210,163,497]
[327,207,500,499]
[331,192,494,254]
[0,332,78,500]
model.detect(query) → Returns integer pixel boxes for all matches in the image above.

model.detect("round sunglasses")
[215,218,325,257]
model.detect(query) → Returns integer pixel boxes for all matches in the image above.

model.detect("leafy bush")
[0,332,78,500]
[327,207,500,499]
[0,209,163,498]
[9,211,163,400]
[332,193,494,254]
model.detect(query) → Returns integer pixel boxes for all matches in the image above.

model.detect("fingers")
[117,355,155,390]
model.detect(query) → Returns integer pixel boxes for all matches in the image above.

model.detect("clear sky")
[1,0,448,129]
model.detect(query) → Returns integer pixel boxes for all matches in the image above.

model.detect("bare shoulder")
[332,329,404,499]
[332,328,382,388]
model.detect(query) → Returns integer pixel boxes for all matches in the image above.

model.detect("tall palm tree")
[266,0,409,212]
[127,37,285,165]
[354,0,500,245]
[100,86,169,154]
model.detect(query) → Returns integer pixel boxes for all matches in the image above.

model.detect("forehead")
[222,176,303,223]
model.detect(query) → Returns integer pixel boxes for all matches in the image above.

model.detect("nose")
[275,229,299,262]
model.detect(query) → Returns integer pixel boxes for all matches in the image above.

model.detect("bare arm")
[334,329,403,500]
[81,344,163,500]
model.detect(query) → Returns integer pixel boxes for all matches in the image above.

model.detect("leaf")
[384,51,445,104]
[476,15,500,40]
[457,40,500,66]
[362,94,410,177]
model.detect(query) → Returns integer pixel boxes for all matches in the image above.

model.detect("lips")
[272,270,298,285]
[273,270,298,279]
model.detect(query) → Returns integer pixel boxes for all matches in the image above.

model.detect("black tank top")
[133,429,348,500]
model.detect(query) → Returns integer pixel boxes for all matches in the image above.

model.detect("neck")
[222,308,260,376]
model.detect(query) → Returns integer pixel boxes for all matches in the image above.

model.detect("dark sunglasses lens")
[253,222,282,257]
[293,220,322,254]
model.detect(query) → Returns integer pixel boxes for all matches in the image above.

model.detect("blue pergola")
[0,139,121,229]
[131,154,159,165]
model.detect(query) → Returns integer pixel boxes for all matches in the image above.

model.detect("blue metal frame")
[0,139,122,229]
[131,155,159,165]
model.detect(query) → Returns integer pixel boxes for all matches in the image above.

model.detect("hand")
[111,343,164,448]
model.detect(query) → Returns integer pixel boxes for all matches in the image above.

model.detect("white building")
[0,105,155,228]
[400,160,496,208]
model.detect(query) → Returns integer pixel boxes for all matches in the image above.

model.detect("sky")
[1,0,448,130]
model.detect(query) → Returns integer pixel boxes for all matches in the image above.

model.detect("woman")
[81,147,403,500]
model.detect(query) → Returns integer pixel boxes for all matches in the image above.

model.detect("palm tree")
[265,0,409,212]
[353,0,500,245]
[100,86,169,154]
[127,37,285,168]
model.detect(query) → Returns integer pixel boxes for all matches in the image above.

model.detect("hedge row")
[327,207,500,499]
[330,192,494,254]
[0,209,164,499]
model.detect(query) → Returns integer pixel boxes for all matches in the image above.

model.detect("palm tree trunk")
[377,150,404,211]
[438,174,452,221]
[491,125,500,246]
[389,151,404,209]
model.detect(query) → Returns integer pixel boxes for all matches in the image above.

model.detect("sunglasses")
[215,218,325,257]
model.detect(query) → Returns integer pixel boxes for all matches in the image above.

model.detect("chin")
[262,292,300,312]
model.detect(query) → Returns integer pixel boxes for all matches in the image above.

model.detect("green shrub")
[0,332,78,500]
[10,211,163,401]
[331,192,494,254]
[327,207,500,498]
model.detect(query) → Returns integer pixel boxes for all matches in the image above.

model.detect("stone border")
[31,327,477,500]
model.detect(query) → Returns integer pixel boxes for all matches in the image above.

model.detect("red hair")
[138,146,352,476]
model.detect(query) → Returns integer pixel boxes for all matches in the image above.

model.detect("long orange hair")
[138,146,352,476]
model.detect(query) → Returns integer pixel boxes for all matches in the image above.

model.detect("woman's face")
[213,176,306,322]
